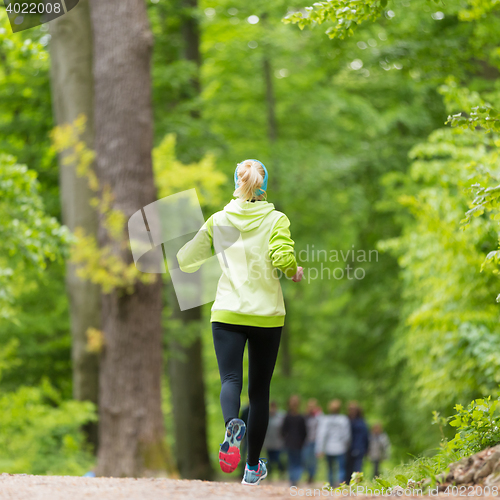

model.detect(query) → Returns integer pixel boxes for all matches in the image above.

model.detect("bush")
[443,395,500,457]
[0,379,96,475]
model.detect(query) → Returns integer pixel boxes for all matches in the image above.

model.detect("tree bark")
[181,0,201,97]
[166,0,213,479]
[168,304,213,480]
[89,0,167,477]
[263,55,277,143]
[49,0,100,450]
[279,322,292,378]
[261,40,292,377]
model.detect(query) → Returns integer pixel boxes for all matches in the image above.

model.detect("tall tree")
[89,0,168,476]
[165,0,213,480]
[49,0,100,449]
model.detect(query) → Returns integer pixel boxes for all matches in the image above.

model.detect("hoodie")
[177,199,297,327]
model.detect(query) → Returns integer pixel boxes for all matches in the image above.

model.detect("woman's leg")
[212,322,247,425]
[245,325,282,466]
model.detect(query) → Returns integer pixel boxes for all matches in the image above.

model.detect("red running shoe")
[218,418,246,473]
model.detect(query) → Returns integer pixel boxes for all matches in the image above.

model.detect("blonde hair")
[233,160,266,202]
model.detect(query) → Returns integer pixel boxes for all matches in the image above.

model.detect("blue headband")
[234,159,268,197]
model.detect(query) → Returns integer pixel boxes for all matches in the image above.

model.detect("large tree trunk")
[263,55,277,143]
[166,0,213,480]
[89,0,167,477]
[279,323,292,378]
[261,40,292,378]
[168,305,213,480]
[181,0,201,113]
[49,0,100,449]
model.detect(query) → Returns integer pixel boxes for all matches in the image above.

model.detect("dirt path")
[0,475,289,499]
[0,474,496,500]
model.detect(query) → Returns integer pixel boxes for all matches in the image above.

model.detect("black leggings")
[212,321,282,466]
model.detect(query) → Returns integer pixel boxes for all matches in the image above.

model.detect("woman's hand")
[292,266,304,282]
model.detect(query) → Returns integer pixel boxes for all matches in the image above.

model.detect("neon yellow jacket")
[177,199,297,327]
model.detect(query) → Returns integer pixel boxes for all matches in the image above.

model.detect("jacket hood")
[223,199,275,232]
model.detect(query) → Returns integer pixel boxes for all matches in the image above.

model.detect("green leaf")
[395,474,408,486]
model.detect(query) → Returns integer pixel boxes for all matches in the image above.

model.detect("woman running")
[177,159,303,485]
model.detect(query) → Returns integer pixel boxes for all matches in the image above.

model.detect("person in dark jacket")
[344,401,370,484]
[303,398,322,484]
[281,394,307,486]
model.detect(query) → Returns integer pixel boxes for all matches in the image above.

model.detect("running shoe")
[218,418,246,473]
[241,458,268,486]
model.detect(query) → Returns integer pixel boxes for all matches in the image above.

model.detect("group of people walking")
[262,396,390,487]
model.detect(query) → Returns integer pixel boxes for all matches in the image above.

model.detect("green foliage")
[378,124,500,453]
[153,133,227,208]
[457,135,500,303]
[361,396,500,491]
[438,75,500,133]
[324,394,500,492]
[0,379,96,475]
[51,117,156,294]
[283,0,443,39]
[283,0,387,39]
[0,262,72,397]
[0,154,70,318]
[459,0,500,20]
[445,395,500,456]
[148,0,222,163]
[0,292,88,476]
[446,106,500,133]
[0,342,94,475]
[0,11,57,215]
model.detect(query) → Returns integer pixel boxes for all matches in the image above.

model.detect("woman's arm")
[176,216,214,273]
[269,215,298,278]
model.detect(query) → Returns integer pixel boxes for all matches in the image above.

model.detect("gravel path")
[0,474,496,500]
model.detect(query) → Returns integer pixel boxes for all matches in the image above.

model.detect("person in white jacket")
[315,399,351,487]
